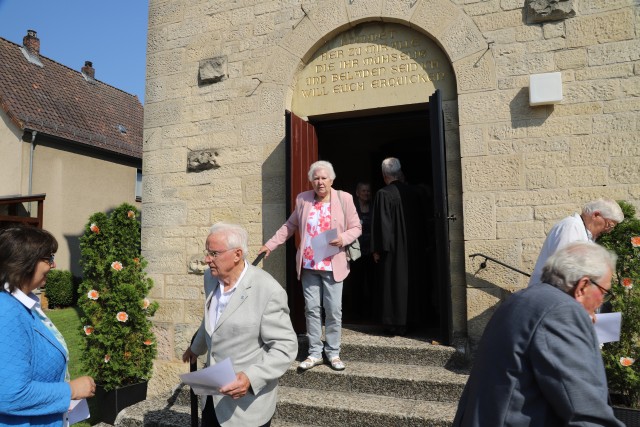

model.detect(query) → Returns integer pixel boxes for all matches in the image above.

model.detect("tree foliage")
[45,270,76,308]
[78,203,158,391]
[599,201,640,408]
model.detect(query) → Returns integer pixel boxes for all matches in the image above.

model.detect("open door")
[429,89,453,345]
[285,110,318,333]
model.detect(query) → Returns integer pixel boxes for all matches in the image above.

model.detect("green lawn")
[47,307,94,427]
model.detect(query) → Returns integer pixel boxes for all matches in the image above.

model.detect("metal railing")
[468,253,531,277]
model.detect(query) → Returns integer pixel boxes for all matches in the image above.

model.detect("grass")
[47,307,94,427]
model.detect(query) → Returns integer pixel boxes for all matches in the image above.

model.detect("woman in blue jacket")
[0,227,95,427]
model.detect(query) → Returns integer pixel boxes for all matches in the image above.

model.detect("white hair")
[541,241,617,292]
[381,157,402,179]
[208,222,248,260]
[307,160,336,181]
[582,198,624,223]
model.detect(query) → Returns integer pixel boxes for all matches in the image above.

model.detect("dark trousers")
[202,396,272,427]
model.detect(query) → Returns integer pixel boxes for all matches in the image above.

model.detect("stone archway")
[258,0,498,341]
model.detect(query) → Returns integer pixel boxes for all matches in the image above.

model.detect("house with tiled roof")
[0,29,143,275]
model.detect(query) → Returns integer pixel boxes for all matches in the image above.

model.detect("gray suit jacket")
[191,264,298,427]
[453,284,623,427]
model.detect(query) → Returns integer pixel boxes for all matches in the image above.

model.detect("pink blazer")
[265,188,362,282]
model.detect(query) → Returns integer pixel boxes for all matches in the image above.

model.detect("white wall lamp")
[529,72,563,106]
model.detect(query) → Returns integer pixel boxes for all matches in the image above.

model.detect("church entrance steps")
[114,325,468,426]
[275,386,458,427]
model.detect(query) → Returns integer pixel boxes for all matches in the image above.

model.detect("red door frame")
[285,111,318,333]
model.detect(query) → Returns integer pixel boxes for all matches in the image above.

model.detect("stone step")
[271,421,321,427]
[300,324,463,368]
[114,325,467,426]
[281,360,467,402]
[113,394,192,427]
[275,386,457,427]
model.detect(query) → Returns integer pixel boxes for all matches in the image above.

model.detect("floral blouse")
[302,201,333,271]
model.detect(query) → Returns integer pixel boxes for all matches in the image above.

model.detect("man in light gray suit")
[183,222,298,427]
[453,241,623,426]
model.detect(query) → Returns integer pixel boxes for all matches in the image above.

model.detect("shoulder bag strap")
[337,190,347,229]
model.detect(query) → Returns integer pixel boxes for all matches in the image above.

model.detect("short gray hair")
[208,222,248,260]
[541,241,617,292]
[582,198,624,223]
[381,157,402,179]
[307,160,336,181]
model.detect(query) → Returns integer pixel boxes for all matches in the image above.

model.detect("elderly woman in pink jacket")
[259,160,361,371]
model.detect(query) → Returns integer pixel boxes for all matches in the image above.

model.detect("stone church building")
[143,0,640,395]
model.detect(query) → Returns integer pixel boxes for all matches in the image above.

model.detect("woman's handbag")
[337,191,362,262]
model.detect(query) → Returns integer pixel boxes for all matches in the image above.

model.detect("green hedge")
[45,270,77,308]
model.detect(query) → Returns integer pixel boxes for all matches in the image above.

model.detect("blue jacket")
[0,291,71,427]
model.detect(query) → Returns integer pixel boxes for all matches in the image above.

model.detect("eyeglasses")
[203,248,235,259]
[604,219,617,231]
[588,278,614,303]
[41,254,55,267]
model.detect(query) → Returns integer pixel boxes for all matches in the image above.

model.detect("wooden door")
[429,89,453,345]
[285,111,318,333]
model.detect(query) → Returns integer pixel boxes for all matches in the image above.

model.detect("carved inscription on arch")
[293,23,455,116]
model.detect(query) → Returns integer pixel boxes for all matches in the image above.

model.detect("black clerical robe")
[371,181,428,328]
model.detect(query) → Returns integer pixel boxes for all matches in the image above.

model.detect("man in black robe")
[371,157,430,335]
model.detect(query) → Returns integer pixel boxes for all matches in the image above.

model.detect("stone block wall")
[144,0,640,395]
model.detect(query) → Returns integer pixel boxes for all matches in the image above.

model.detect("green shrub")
[78,203,158,391]
[45,270,76,308]
[599,201,640,408]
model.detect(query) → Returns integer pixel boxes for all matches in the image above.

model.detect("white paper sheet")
[68,399,90,425]
[179,357,236,396]
[311,228,339,263]
[594,312,622,344]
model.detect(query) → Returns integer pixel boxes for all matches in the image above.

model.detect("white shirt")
[528,213,592,287]
[208,261,248,331]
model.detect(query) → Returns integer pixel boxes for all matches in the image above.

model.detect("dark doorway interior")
[314,110,440,338]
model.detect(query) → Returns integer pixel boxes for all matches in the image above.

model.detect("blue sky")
[0,0,148,103]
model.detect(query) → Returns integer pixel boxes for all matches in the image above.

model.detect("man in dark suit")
[453,241,623,427]
[183,222,298,427]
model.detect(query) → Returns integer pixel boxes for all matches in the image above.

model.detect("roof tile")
[0,35,142,159]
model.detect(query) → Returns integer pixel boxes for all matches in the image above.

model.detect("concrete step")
[271,421,322,427]
[113,393,192,427]
[281,360,467,402]
[300,324,463,368]
[275,386,457,427]
[114,325,467,426]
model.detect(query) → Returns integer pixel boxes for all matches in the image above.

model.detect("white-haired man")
[183,222,298,427]
[371,157,430,335]
[528,198,623,287]
[454,241,623,426]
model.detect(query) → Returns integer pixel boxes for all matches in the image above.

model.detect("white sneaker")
[330,356,345,371]
[298,356,323,370]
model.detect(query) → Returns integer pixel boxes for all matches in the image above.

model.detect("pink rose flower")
[620,357,635,367]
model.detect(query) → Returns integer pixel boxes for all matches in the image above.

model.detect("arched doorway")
[286,90,452,342]
[285,22,455,343]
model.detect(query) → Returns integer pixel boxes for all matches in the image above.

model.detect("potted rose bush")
[78,203,158,423]
[599,201,640,416]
